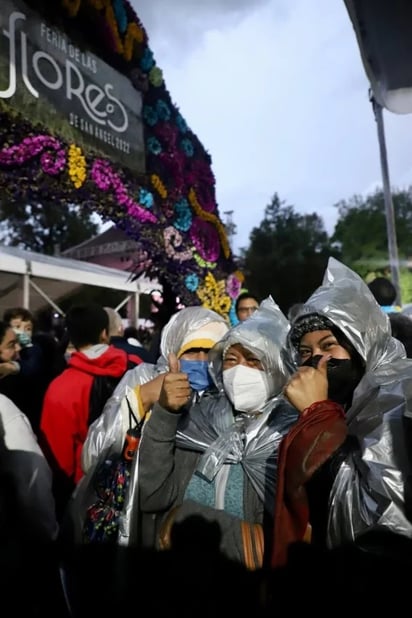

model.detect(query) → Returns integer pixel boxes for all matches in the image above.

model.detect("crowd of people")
[2,259,412,615]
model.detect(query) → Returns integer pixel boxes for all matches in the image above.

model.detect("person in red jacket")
[40,303,141,520]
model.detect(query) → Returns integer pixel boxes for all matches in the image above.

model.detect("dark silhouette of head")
[368,277,397,307]
[389,312,412,357]
[65,304,109,350]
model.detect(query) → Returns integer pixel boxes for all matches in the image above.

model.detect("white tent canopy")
[0,245,159,321]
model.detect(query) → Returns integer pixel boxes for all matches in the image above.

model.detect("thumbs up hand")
[284,354,330,414]
[158,353,192,413]
[168,352,180,374]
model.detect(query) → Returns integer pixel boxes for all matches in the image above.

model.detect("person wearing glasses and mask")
[138,297,297,570]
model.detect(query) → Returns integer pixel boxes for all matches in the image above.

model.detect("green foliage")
[0,201,99,255]
[241,193,339,313]
[332,188,412,277]
[400,269,412,306]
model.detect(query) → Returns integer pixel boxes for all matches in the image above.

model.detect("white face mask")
[222,364,270,413]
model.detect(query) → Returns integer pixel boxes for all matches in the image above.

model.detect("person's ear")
[100,328,110,344]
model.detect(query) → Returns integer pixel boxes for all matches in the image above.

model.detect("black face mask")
[302,355,363,409]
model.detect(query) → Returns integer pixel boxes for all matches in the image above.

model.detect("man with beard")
[270,258,412,567]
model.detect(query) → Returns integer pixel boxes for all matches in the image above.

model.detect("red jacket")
[40,345,136,485]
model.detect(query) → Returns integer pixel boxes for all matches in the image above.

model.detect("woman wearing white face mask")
[137,297,298,570]
[222,344,275,413]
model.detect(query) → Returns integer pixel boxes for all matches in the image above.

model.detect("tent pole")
[127,292,139,327]
[23,261,30,309]
[115,295,132,312]
[371,93,402,305]
[29,279,65,315]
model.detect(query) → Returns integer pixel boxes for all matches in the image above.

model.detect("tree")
[0,201,99,255]
[241,193,338,313]
[332,188,412,275]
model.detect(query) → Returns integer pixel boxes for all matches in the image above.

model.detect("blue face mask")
[179,359,213,392]
[14,330,32,347]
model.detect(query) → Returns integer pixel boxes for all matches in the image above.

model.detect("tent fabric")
[0,245,157,316]
[344,0,412,114]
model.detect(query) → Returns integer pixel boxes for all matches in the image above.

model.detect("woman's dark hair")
[331,325,365,370]
[0,321,11,345]
[368,277,397,306]
[65,304,109,349]
[3,307,34,325]
[235,292,259,314]
[123,325,140,340]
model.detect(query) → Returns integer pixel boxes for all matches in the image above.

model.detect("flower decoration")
[140,48,155,72]
[68,144,87,188]
[0,0,244,322]
[149,66,163,87]
[147,137,162,156]
[113,0,128,34]
[228,302,239,327]
[151,174,167,199]
[185,273,199,292]
[91,159,157,224]
[156,100,171,122]
[0,135,66,176]
[226,274,242,300]
[154,123,179,150]
[193,252,216,270]
[173,198,192,232]
[143,105,158,127]
[176,113,188,133]
[196,273,232,319]
[123,22,145,61]
[163,226,193,262]
[180,138,194,157]
[62,0,81,17]
[188,188,231,259]
[190,217,220,263]
[138,188,154,209]
[233,270,245,284]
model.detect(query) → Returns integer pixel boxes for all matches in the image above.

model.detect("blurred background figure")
[235,293,260,323]
[104,307,152,363]
[287,302,305,322]
[389,312,412,358]
[368,276,400,313]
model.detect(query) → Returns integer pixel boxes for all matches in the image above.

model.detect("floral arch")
[0,0,244,323]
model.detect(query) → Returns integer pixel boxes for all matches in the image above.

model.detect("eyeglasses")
[237,306,258,314]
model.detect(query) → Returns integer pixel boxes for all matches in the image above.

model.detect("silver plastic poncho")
[70,306,228,546]
[176,296,298,512]
[289,257,412,547]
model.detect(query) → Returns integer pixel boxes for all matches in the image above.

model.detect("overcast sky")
[132,0,412,254]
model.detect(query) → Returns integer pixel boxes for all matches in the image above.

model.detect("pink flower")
[91,159,157,224]
[189,217,220,262]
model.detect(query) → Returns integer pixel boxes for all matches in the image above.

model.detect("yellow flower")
[68,144,87,189]
[88,0,106,10]
[196,272,232,321]
[124,23,145,61]
[188,188,231,259]
[151,174,167,199]
[149,66,163,87]
[105,4,124,54]
[234,270,245,283]
[62,0,81,17]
